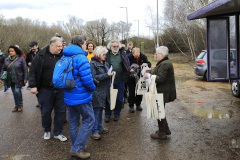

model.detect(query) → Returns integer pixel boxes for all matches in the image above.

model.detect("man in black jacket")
[26,41,40,67]
[128,47,151,112]
[104,40,130,122]
[29,37,67,141]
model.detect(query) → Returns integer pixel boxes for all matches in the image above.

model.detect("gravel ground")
[0,63,239,160]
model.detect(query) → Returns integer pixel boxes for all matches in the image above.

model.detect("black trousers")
[128,78,143,107]
[124,83,128,99]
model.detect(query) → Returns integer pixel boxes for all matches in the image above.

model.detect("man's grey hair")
[50,37,63,46]
[94,46,108,58]
[71,35,87,47]
[108,40,121,50]
[156,46,169,58]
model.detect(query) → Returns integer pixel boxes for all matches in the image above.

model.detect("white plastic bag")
[145,75,165,120]
[136,66,149,95]
[110,72,118,110]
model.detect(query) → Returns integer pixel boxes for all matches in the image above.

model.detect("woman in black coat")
[128,47,151,113]
[0,45,28,112]
[145,46,176,140]
[90,46,113,140]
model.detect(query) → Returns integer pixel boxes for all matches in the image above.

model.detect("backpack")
[52,54,82,89]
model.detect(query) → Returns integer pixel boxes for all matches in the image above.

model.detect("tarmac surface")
[1,63,240,160]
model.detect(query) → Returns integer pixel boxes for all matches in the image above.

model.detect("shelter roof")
[187,0,240,20]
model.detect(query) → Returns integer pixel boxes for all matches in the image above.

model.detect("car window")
[197,51,206,59]
[213,50,227,60]
[213,51,220,59]
[230,50,236,60]
[219,50,227,60]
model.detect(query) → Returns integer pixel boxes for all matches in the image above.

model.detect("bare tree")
[84,20,98,45]
[63,15,84,37]
[116,21,132,44]
[98,18,112,46]
[144,0,214,59]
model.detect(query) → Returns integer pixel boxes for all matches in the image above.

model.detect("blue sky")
[0,0,164,37]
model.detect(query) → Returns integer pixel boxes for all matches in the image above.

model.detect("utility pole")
[134,20,139,37]
[146,26,150,39]
[157,0,159,48]
[97,24,99,46]
[120,7,128,47]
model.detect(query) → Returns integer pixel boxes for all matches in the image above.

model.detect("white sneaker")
[54,134,67,141]
[44,132,51,140]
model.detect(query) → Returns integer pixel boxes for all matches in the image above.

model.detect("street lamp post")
[120,7,128,47]
[146,26,150,39]
[157,0,159,48]
[134,20,139,37]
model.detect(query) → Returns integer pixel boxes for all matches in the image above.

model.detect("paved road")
[0,82,239,160]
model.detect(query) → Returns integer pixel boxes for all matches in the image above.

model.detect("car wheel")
[231,80,240,97]
[204,71,207,80]
[210,69,219,79]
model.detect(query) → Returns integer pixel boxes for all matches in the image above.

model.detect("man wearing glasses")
[104,40,130,122]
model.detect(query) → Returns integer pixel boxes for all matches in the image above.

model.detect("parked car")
[193,50,208,80]
[193,49,236,80]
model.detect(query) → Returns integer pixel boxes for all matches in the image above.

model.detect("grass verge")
[145,52,194,67]
[0,83,4,91]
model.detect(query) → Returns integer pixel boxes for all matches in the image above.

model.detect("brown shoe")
[69,150,90,159]
[156,128,171,135]
[36,102,41,108]
[12,106,18,112]
[83,145,87,151]
[150,132,167,140]
[18,105,23,112]
[166,126,171,135]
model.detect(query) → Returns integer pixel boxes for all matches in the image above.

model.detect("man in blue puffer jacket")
[63,35,96,159]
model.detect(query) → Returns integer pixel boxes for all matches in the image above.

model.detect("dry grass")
[0,83,4,91]
[145,52,194,67]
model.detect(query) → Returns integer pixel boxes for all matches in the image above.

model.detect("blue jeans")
[105,79,125,117]
[92,107,104,134]
[38,88,66,136]
[68,102,95,152]
[11,83,23,106]
[4,81,8,91]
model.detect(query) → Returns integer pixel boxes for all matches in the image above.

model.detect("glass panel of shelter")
[208,18,229,80]
[239,14,240,78]
[229,16,237,79]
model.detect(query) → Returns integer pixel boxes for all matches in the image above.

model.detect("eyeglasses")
[112,46,119,48]
[101,54,107,57]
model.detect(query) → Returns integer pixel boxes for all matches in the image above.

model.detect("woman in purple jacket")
[0,45,28,112]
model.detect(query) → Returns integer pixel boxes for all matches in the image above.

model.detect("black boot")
[165,118,171,135]
[151,119,167,140]
[129,106,135,113]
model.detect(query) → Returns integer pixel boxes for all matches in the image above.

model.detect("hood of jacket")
[63,44,88,56]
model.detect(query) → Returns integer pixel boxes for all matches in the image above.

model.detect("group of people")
[0,34,176,159]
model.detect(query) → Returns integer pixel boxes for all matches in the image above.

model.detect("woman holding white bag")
[145,46,176,140]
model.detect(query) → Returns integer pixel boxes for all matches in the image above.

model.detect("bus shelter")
[188,0,240,82]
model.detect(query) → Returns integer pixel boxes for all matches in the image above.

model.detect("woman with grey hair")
[63,35,96,159]
[145,46,176,140]
[90,46,113,140]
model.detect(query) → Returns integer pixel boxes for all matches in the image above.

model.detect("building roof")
[187,0,240,20]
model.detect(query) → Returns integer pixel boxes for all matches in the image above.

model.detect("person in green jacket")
[145,46,176,140]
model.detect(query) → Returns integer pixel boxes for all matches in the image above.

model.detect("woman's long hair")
[86,41,96,50]
[8,45,23,57]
